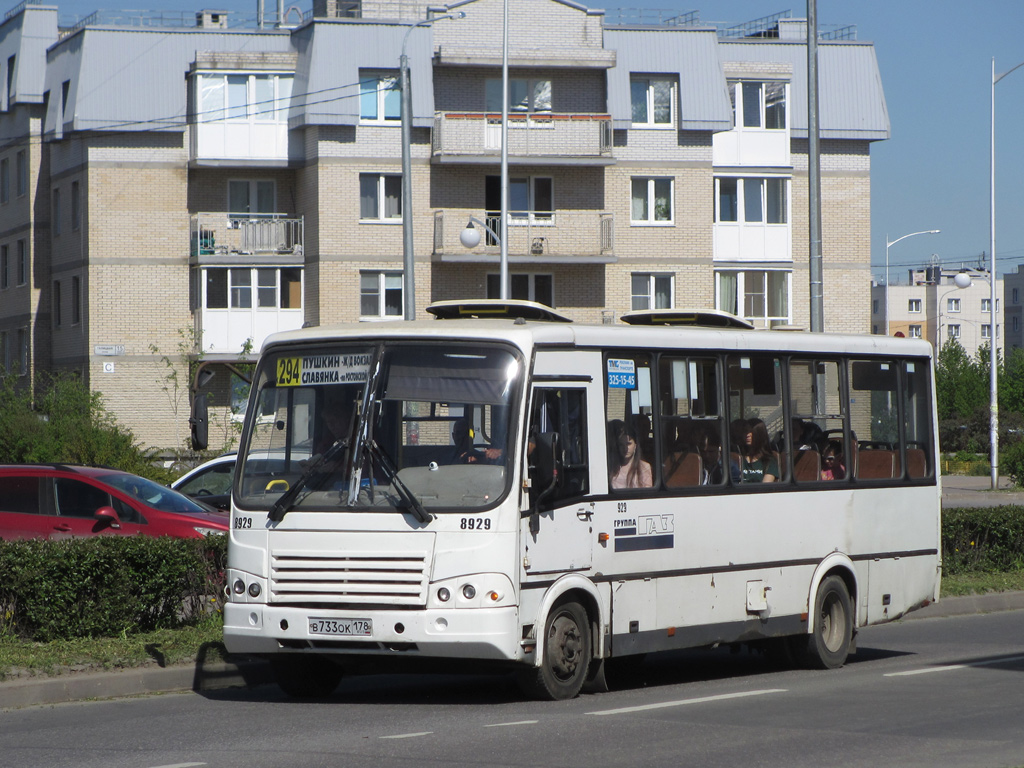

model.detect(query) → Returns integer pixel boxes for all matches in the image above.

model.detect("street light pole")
[498,0,510,299]
[988,57,1024,489]
[884,229,940,336]
[400,11,465,321]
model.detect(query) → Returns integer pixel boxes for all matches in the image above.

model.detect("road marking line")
[380,732,433,740]
[885,654,1024,677]
[149,764,207,768]
[485,720,539,728]
[586,688,788,716]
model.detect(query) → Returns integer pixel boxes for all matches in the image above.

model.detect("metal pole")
[499,0,510,299]
[806,0,823,333]
[885,237,890,336]
[400,52,415,320]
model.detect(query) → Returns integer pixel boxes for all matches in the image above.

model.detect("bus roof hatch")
[426,299,573,323]
[618,308,755,329]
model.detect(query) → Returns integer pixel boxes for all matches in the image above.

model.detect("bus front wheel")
[272,655,343,699]
[519,599,591,700]
[793,575,853,669]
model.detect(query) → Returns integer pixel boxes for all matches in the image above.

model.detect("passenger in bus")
[694,425,725,485]
[609,420,653,489]
[820,440,846,481]
[739,418,779,483]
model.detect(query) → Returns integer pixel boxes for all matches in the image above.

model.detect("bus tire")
[518,599,591,700]
[272,655,343,699]
[794,575,853,670]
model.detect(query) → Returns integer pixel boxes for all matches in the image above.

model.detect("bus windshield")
[237,342,521,515]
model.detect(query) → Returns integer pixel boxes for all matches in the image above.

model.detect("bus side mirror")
[190,393,209,451]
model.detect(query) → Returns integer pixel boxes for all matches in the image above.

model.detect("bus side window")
[527,388,588,507]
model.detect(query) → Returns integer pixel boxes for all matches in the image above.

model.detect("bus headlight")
[437,587,451,602]
[462,584,477,600]
[233,579,246,595]
[248,582,262,598]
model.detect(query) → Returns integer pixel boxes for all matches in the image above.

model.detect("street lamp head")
[954,272,973,289]
[460,221,482,249]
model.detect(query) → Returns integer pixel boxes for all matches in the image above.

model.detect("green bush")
[942,506,1024,575]
[0,536,226,642]
[1000,440,1024,488]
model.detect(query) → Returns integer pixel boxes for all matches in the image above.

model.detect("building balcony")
[190,213,303,262]
[432,210,615,262]
[431,113,614,164]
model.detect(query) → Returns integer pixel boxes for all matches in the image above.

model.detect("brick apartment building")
[0,0,888,452]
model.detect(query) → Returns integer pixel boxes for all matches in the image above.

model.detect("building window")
[507,176,553,222]
[71,275,81,324]
[631,177,673,224]
[359,174,402,221]
[52,188,61,235]
[948,324,961,339]
[715,177,788,224]
[16,149,25,197]
[729,80,787,130]
[910,325,922,338]
[947,297,961,312]
[0,157,8,204]
[228,179,275,218]
[0,244,7,289]
[360,271,403,318]
[631,273,673,311]
[908,299,922,313]
[71,181,80,231]
[630,76,674,126]
[53,281,62,327]
[205,267,301,310]
[1014,288,1019,304]
[1014,316,1020,332]
[487,273,553,306]
[872,299,879,314]
[982,324,991,339]
[6,54,14,110]
[716,269,790,326]
[359,70,400,122]
[17,327,27,375]
[486,78,552,113]
[16,239,25,285]
[199,72,292,124]
[872,324,878,335]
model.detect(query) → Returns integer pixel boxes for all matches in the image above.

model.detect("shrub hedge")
[0,506,1021,643]
[0,536,226,642]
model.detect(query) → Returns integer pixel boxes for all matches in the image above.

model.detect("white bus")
[220,300,941,700]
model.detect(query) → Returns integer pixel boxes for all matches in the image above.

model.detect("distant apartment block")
[0,1,889,451]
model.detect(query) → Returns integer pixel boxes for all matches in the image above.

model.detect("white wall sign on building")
[94,344,125,356]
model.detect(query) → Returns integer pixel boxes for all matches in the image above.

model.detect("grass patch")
[940,571,1024,597]
[0,613,227,682]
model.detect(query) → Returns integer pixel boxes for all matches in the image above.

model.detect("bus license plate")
[308,618,372,637]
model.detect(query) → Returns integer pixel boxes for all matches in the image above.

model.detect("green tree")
[935,339,986,420]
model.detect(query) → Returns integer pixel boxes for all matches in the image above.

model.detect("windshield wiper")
[365,438,431,524]
[267,439,348,523]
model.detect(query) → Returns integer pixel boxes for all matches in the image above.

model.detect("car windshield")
[238,342,521,514]
[101,473,214,516]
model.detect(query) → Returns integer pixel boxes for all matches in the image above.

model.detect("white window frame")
[359,70,401,123]
[360,270,403,319]
[730,80,787,131]
[198,72,292,125]
[359,173,402,222]
[982,324,992,339]
[947,297,961,313]
[630,76,675,128]
[631,177,673,225]
[631,272,673,311]
[910,325,922,338]
[715,269,792,326]
[487,272,554,306]
[948,324,961,339]
[715,176,788,224]
[908,299,922,313]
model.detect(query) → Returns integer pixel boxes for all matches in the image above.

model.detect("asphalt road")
[2,608,1024,768]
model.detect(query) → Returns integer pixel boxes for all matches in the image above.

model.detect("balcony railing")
[433,210,614,258]
[190,213,304,258]
[432,113,613,161]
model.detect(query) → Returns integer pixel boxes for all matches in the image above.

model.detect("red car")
[0,464,229,541]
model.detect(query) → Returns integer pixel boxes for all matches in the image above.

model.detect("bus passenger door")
[523,385,594,574]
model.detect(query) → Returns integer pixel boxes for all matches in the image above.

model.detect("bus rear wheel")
[272,655,343,699]
[793,575,853,669]
[519,599,591,700]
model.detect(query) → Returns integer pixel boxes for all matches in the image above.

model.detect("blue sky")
[41,0,1024,283]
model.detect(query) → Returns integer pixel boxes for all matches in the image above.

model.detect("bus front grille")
[269,538,432,607]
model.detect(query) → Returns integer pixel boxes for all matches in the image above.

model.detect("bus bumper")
[223,602,522,662]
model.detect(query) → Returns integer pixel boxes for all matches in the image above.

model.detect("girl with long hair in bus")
[609,420,653,489]
[740,418,778,483]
